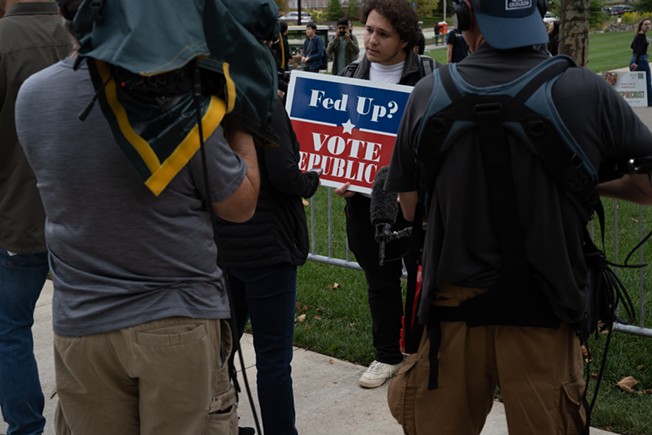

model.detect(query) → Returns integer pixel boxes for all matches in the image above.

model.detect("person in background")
[446,27,468,63]
[349,19,360,62]
[547,19,559,56]
[386,1,652,433]
[327,17,360,75]
[335,0,433,390]
[15,0,260,433]
[270,22,291,97]
[302,22,325,72]
[434,21,442,45]
[630,17,652,106]
[272,20,290,73]
[217,99,321,435]
[0,1,70,434]
[414,21,425,55]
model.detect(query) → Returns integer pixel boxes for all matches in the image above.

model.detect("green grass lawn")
[587,31,636,73]
[425,29,636,73]
[297,191,652,434]
[291,29,652,435]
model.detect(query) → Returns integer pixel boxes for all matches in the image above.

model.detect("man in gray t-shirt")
[15,18,259,435]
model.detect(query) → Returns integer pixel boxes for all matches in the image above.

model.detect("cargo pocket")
[387,353,419,435]
[202,384,238,435]
[559,378,587,435]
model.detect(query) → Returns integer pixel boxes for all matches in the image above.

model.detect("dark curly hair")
[361,0,419,52]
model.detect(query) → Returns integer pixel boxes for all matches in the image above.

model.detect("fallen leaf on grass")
[581,346,590,363]
[616,376,640,393]
[302,198,309,207]
[296,314,307,323]
[327,282,341,290]
[295,302,309,312]
[313,315,322,320]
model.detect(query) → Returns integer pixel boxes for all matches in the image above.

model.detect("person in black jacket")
[216,98,321,435]
[335,0,431,389]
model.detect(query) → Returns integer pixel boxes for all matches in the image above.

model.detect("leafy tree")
[347,0,361,21]
[275,0,288,14]
[327,0,343,21]
[414,0,438,19]
[637,0,652,13]
[588,0,608,29]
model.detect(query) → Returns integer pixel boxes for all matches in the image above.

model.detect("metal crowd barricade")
[306,189,652,338]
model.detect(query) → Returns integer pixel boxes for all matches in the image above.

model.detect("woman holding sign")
[630,17,652,106]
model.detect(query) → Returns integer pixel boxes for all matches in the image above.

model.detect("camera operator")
[326,17,360,75]
[14,0,263,433]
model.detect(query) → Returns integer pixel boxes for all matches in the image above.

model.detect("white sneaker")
[358,360,402,389]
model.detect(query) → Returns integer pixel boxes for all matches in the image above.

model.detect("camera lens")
[339,31,345,36]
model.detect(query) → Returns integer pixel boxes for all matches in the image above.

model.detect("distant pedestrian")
[273,20,290,73]
[630,17,652,106]
[447,28,468,63]
[547,20,559,56]
[434,22,442,45]
[302,22,325,72]
[326,17,360,75]
[414,24,425,55]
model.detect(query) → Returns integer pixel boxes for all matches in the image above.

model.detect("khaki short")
[388,286,586,435]
[54,317,237,435]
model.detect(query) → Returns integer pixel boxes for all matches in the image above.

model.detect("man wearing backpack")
[301,22,325,72]
[385,0,652,434]
[335,0,434,389]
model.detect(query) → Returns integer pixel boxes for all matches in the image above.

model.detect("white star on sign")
[341,119,355,135]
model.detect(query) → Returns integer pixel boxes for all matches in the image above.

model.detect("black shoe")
[239,427,255,435]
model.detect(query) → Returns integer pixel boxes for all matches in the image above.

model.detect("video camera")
[110,62,223,111]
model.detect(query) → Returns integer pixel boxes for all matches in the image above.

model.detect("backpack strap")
[419,55,436,77]
[418,57,591,390]
[342,60,360,78]
[416,56,599,222]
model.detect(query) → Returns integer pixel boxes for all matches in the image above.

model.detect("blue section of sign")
[288,75,411,134]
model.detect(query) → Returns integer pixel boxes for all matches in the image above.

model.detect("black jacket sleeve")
[262,99,320,199]
[631,33,649,64]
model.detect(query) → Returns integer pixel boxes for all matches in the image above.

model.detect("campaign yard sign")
[285,70,413,194]
[602,70,648,107]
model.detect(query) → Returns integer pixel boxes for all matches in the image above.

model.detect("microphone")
[369,166,398,266]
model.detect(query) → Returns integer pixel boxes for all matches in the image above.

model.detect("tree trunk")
[558,0,590,66]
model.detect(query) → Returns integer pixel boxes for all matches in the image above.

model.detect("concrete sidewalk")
[1,280,619,434]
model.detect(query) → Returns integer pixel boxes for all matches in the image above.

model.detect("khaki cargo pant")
[387,286,586,435]
[54,317,237,435]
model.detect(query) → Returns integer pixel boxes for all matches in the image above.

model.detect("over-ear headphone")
[452,0,549,32]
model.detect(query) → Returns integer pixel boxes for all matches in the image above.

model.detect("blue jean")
[0,247,48,435]
[631,54,652,106]
[228,265,298,435]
